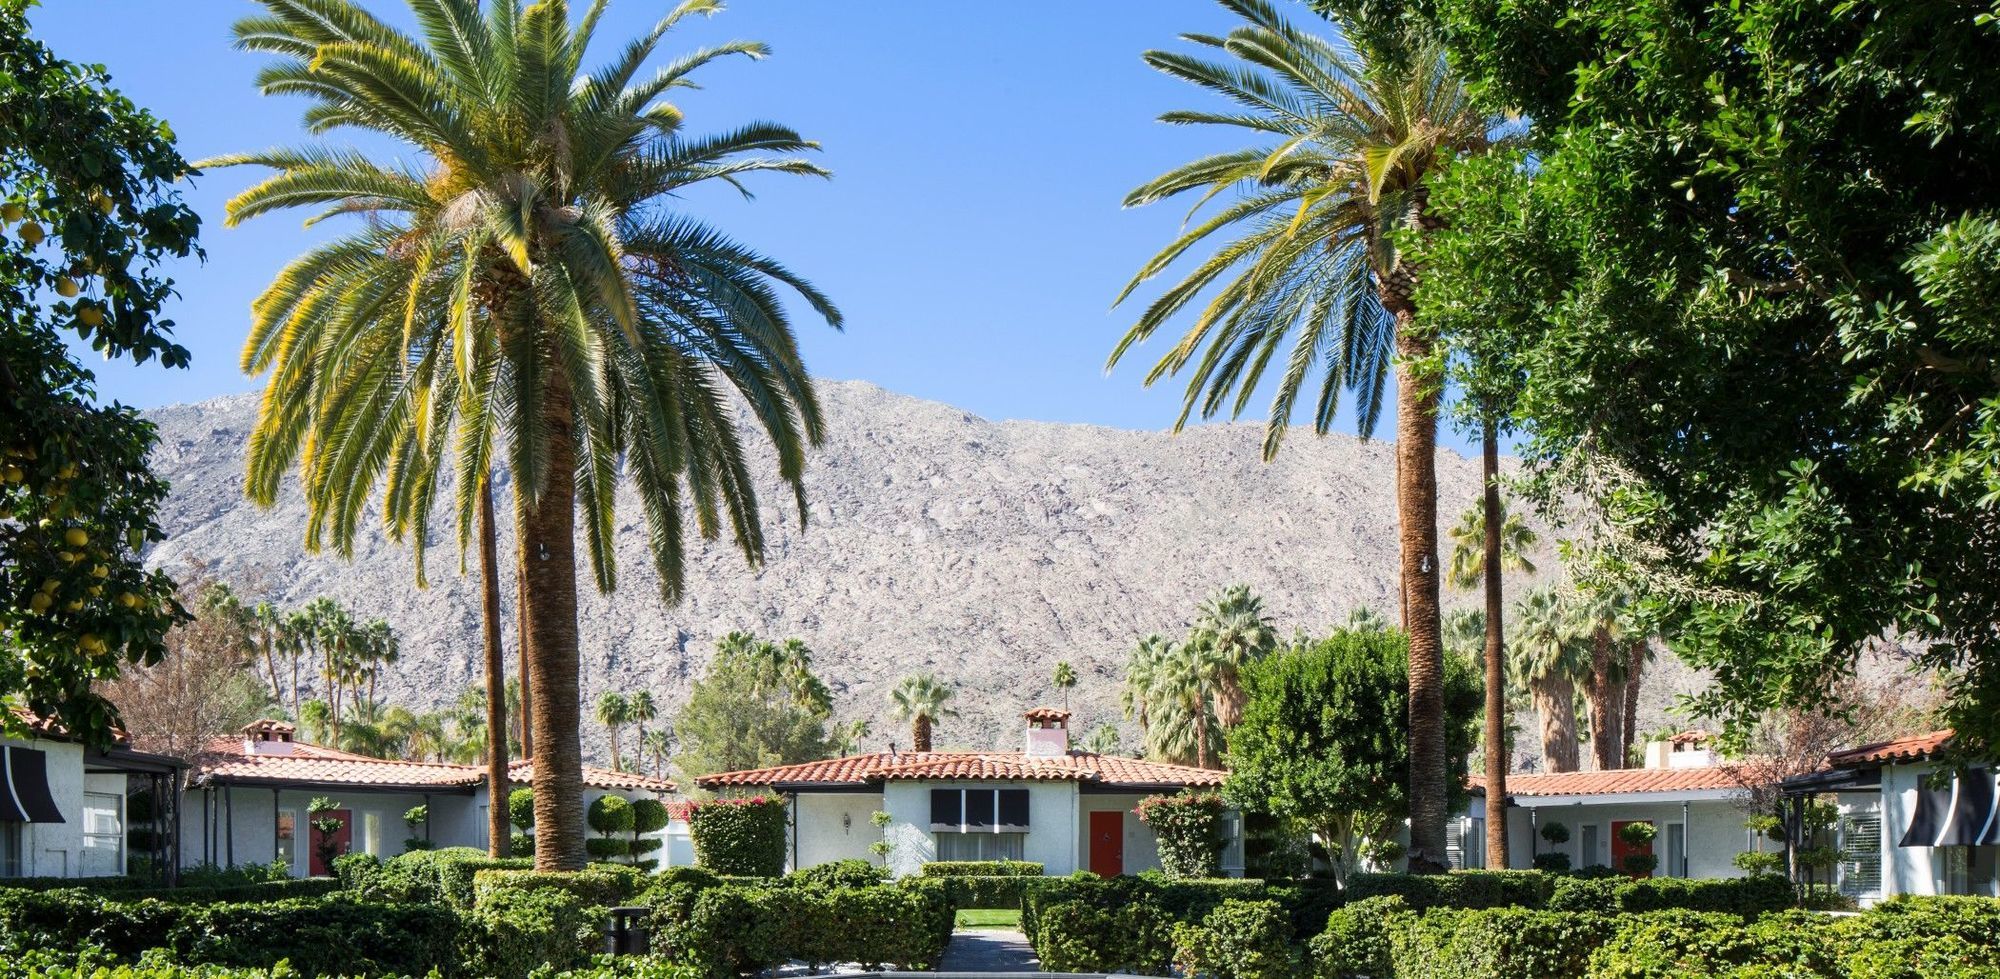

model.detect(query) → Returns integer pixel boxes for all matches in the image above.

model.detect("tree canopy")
[0,0,200,745]
[1414,0,2000,751]
[1222,628,1479,880]
[672,632,834,780]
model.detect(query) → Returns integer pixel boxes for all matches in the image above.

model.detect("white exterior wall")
[1874,762,2000,899]
[790,792,884,871]
[1076,793,1162,876]
[1478,795,1758,878]
[880,780,1081,878]
[0,738,123,878]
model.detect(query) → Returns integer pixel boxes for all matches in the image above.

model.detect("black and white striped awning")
[1899,767,1998,847]
[0,746,65,823]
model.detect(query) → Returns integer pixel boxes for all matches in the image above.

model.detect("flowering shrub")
[1136,792,1226,879]
[687,796,787,877]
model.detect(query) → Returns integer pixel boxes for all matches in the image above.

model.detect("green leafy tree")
[673,634,833,779]
[210,0,840,870]
[0,0,199,745]
[888,672,956,753]
[1222,628,1479,884]
[1417,0,2000,752]
[1108,0,1497,871]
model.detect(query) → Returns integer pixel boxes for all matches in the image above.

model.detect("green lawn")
[954,908,1022,930]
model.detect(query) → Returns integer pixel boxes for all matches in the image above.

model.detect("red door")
[1089,811,1124,877]
[1611,820,1653,879]
[309,809,352,877]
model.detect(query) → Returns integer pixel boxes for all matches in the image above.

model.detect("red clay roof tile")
[1470,766,1748,797]
[1827,729,1955,767]
[696,750,1224,790]
[190,738,675,793]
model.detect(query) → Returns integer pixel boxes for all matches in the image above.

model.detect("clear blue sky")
[34,0,1478,454]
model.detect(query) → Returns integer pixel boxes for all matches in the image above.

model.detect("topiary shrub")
[1617,822,1658,877]
[917,860,1044,877]
[1031,897,1174,975]
[1309,895,1409,979]
[629,799,670,871]
[473,867,645,909]
[1172,899,1296,979]
[687,797,786,877]
[374,848,533,907]
[1135,792,1226,879]
[1533,852,1574,872]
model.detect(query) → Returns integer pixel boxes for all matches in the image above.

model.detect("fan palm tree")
[283,608,316,721]
[627,690,657,759]
[1120,633,1176,736]
[1447,493,1537,866]
[1343,605,1392,634]
[213,0,840,870]
[1052,661,1078,712]
[640,727,673,777]
[1574,587,1634,771]
[251,601,287,705]
[888,674,956,753]
[1110,0,1493,872]
[1146,638,1228,769]
[595,691,632,772]
[1188,583,1277,726]
[1508,587,1586,773]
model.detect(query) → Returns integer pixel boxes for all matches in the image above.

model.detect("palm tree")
[215,0,840,870]
[1110,0,1493,873]
[1052,661,1078,712]
[1082,722,1121,756]
[1120,633,1176,737]
[283,608,315,721]
[627,690,657,761]
[252,601,287,704]
[888,674,956,753]
[1508,587,1586,773]
[1188,584,1277,726]
[595,692,632,772]
[1574,588,1631,771]
[360,618,398,712]
[1621,632,1657,768]
[829,718,870,757]
[1343,606,1392,634]
[1447,494,1537,866]
[1441,608,1485,663]
[1148,638,1228,769]
[640,727,674,777]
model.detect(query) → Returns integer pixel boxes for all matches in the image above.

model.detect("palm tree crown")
[888,673,956,753]
[1188,583,1277,726]
[1447,499,1538,590]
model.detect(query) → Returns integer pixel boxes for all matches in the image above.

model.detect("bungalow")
[0,712,186,880]
[1782,729,1999,903]
[696,708,1235,878]
[1460,733,1769,878]
[182,719,678,875]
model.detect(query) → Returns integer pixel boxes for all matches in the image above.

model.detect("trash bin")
[605,905,650,955]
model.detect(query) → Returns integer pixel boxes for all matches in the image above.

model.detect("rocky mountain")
[142,380,1694,768]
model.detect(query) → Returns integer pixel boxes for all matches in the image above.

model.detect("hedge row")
[1342,869,1794,917]
[1291,894,2000,979]
[1019,871,1340,972]
[0,947,706,979]
[342,848,535,907]
[915,860,1045,877]
[644,874,953,977]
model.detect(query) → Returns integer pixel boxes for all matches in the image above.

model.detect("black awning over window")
[1899,767,1994,847]
[5,746,64,823]
[964,788,995,829]
[930,789,961,829]
[997,789,1029,830]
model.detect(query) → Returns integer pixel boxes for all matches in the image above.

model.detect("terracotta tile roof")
[696,750,1225,790]
[1828,729,1955,767]
[1471,765,1749,798]
[1022,707,1072,723]
[10,708,130,745]
[507,759,676,793]
[190,738,675,793]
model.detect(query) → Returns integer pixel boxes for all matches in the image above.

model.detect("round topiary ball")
[589,794,635,834]
[630,798,670,835]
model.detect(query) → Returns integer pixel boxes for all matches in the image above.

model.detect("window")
[0,823,19,878]
[1664,822,1686,878]
[1465,818,1485,870]
[935,832,1025,862]
[361,812,382,857]
[1936,846,1972,896]
[81,792,123,877]
[1579,824,1602,868]
[929,789,1029,832]
[1838,809,1881,899]
[1220,811,1245,876]
[276,811,297,870]
[1446,819,1464,869]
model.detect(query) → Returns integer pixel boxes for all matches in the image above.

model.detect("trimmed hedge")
[916,860,1045,877]
[646,879,953,977]
[352,847,534,907]
[0,948,707,979]
[1347,869,1554,910]
[1172,899,1297,979]
[1546,873,1795,917]
[1021,871,1336,970]
[1386,906,1616,978]
[787,859,888,891]
[472,867,646,909]
[686,797,786,877]
[470,883,606,979]
[916,860,1047,910]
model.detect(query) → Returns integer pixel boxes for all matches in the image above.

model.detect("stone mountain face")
[142,380,1689,768]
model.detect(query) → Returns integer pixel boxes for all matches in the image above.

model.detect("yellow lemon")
[98,196,115,216]
[0,203,21,222]
[63,527,88,548]
[79,633,105,653]
[65,600,85,614]
[77,305,103,327]
[86,585,103,597]
[27,593,51,614]
[17,221,43,246]
[54,277,78,298]
[91,564,109,579]
[3,466,20,483]
[117,592,139,609]
[56,463,76,480]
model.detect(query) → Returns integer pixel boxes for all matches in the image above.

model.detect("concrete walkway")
[936,929,1040,973]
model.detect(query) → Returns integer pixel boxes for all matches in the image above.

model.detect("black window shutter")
[998,789,1030,829]
[964,788,996,829]
[931,789,961,828]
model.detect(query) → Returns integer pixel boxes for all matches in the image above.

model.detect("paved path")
[937,929,1040,973]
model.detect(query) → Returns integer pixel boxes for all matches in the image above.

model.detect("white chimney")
[1023,708,1070,758]
[1644,730,1716,770]
[242,719,298,756]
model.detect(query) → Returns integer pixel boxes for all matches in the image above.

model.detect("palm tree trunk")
[517,533,534,758]
[1391,312,1449,875]
[1621,642,1646,764]
[912,714,932,753]
[479,481,510,859]
[1480,417,1509,869]
[263,635,283,706]
[1196,713,1210,770]
[1588,628,1621,771]
[1537,676,1581,773]
[519,383,586,872]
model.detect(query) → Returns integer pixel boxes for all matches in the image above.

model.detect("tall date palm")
[1111,0,1492,871]
[213,0,839,869]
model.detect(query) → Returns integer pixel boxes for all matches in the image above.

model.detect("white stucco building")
[182,720,678,875]
[0,713,185,880]
[1458,733,1770,878]
[696,709,1236,878]
[1783,729,1999,904]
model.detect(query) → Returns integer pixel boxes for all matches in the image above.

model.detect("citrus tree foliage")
[1133,792,1226,879]
[670,632,833,780]
[1222,629,1478,881]
[0,0,199,744]
[1415,0,2000,750]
